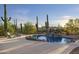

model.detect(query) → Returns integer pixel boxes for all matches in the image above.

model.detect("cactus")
[45,14,49,34]
[1,4,11,36]
[20,23,22,33]
[15,19,17,31]
[35,16,38,34]
[14,19,17,34]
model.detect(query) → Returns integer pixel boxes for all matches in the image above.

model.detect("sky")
[0,4,79,27]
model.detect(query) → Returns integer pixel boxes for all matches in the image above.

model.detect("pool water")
[47,36,72,43]
[31,35,73,44]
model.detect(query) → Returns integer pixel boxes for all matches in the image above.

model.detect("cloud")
[51,16,79,27]
[37,16,77,27]
[60,16,78,20]
[72,7,79,12]
[15,9,30,16]
[10,9,36,26]
[10,8,79,27]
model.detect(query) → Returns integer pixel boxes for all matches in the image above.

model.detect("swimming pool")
[31,34,73,43]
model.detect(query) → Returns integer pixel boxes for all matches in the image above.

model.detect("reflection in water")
[31,35,72,44]
[61,38,67,44]
[38,36,72,44]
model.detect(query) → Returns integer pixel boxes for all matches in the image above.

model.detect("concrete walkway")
[61,42,79,54]
[0,35,27,43]
[0,35,79,54]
